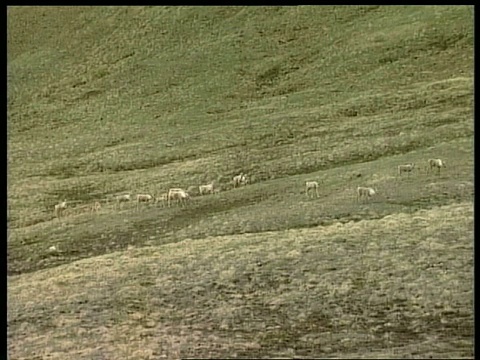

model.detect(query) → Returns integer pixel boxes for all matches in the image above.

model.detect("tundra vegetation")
[7,6,473,359]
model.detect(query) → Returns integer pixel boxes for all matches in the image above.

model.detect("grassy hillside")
[8,6,474,359]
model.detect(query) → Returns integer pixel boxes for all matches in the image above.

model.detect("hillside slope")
[7,6,474,359]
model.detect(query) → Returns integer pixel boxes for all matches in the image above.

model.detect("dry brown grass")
[8,202,473,359]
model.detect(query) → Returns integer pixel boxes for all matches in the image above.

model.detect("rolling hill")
[7,6,474,359]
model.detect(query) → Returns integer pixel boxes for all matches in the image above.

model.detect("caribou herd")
[52,173,249,219]
[53,158,447,219]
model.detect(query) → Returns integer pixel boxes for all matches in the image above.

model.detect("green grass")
[8,5,474,359]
